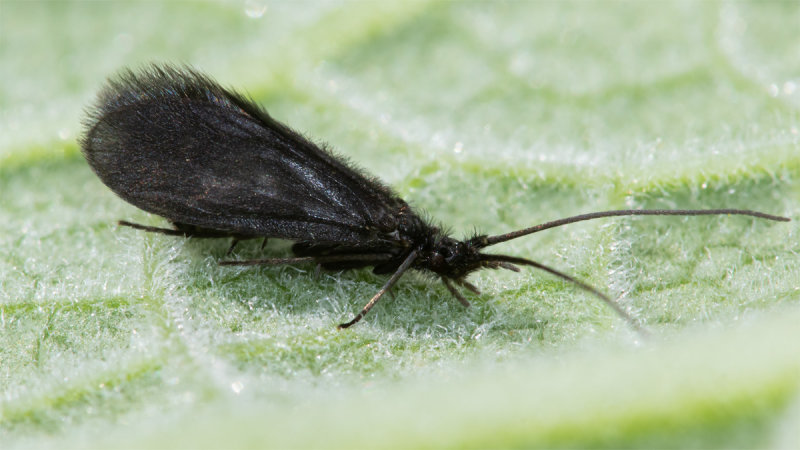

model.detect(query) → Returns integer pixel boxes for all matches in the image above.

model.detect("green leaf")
[2,1,799,448]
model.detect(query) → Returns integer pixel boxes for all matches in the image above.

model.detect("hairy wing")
[81,65,405,244]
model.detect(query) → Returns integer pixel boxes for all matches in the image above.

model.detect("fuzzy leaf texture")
[1,2,799,448]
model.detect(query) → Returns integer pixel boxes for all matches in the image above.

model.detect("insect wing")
[82,66,403,244]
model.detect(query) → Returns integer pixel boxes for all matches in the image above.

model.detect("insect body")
[80,65,790,330]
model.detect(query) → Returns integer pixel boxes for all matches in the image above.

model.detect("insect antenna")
[478,209,790,247]
[480,254,648,336]
[476,208,789,335]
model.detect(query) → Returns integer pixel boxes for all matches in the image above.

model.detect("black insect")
[80,65,790,331]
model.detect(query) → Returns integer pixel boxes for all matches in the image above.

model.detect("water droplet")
[783,81,797,95]
[768,84,779,97]
[453,142,463,154]
[701,183,707,189]
[231,380,244,393]
[244,0,267,18]
[58,128,70,140]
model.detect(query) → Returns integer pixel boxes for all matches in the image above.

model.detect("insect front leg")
[338,251,418,329]
[441,278,471,307]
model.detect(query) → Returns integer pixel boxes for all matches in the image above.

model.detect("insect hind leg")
[118,220,187,236]
[120,220,248,252]
[119,220,246,243]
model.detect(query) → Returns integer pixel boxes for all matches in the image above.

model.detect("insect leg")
[442,278,471,307]
[456,279,481,295]
[119,220,245,240]
[481,260,520,272]
[338,250,418,329]
[314,264,322,280]
[219,253,395,267]
[226,239,240,255]
[118,220,189,236]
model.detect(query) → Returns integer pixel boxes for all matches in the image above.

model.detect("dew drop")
[783,81,796,95]
[231,380,244,393]
[768,84,779,97]
[244,0,267,18]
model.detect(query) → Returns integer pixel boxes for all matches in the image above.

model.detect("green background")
[2,1,799,448]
